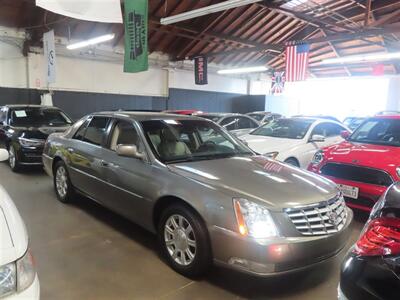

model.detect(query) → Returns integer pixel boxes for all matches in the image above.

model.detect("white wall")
[0,42,27,88]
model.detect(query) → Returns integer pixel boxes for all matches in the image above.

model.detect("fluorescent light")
[160,0,262,25]
[321,52,400,65]
[217,66,268,74]
[67,34,115,50]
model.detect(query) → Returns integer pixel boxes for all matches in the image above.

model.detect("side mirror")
[310,134,325,143]
[116,144,145,160]
[341,130,350,139]
[0,149,9,162]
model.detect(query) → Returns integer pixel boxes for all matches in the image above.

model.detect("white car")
[0,149,40,299]
[241,117,350,168]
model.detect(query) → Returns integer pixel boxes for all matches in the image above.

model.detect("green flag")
[123,0,148,73]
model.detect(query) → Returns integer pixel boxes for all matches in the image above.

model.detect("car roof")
[195,112,246,117]
[92,111,208,121]
[373,114,400,120]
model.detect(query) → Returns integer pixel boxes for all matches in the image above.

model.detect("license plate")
[338,184,359,199]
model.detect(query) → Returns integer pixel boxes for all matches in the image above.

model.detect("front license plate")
[338,184,359,199]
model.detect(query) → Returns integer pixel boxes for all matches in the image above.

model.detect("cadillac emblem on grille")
[327,211,339,226]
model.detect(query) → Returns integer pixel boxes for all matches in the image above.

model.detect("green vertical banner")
[124,0,148,73]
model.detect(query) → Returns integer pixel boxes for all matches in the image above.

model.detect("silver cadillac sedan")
[43,112,353,277]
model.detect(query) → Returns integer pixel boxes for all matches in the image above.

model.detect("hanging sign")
[194,56,208,85]
[43,30,56,84]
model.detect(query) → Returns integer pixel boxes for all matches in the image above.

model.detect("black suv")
[0,105,72,171]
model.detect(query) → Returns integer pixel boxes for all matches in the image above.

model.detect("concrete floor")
[0,162,368,300]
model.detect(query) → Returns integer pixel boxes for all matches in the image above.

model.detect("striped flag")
[285,43,310,82]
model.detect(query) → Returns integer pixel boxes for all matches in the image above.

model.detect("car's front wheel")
[53,161,75,203]
[158,204,212,277]
[8,145,21,172]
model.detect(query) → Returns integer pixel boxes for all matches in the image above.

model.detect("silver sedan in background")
[43,112,352,277]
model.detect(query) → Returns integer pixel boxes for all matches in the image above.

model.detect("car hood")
[11,125,70,139]
[324,141,400,172]
[168,155,337,211]
[0,185,28,265]
[241,134,303,154]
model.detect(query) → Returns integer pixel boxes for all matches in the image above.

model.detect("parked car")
[308,115,400,212]
[0,105,73,172]
[292,115,341,123]
[241,117,350,168]
[339,182,400,300]
[343,116,366,131]
[246,111,282,124]
[0,149,40,299]
[163,110,202,115]
[43,112,352,277]
[195,112,260,136]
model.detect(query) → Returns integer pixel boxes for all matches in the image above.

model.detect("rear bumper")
[210,208,353,277]
[340,253,399,300]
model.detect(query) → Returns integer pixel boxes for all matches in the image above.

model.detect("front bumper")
[210,208,353,277]
[323,176,386,212]
[7,274,40,300]
[42,153,53,177]
[16,145,44,165]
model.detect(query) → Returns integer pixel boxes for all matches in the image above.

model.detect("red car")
[308,115,400,212]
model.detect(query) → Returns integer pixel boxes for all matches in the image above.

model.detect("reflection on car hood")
[324,141,400,173]
[11,125,70,139]
[241,134,304,154]
[169,155,337,210]
[0,185,28,265]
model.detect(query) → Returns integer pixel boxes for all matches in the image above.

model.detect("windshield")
[349,118,400,146]
[140,119,253,163]
[343,117,365,131]
[10,108,72,127]
[250,118,313,139]
[248,114,264,122]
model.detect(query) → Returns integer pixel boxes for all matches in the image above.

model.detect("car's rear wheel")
[284,157,300,167]
[8,145,21,172]
[158,204,212,277]
[54,161,75,203]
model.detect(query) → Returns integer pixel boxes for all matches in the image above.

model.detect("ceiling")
[1,0,400,77]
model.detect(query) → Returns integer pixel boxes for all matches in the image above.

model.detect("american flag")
[285,43,310,82]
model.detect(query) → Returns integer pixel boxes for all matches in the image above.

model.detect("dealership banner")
[43,30,56,84]
[123,0,148,73]
[36,0,122,23]
[194,56,208,85]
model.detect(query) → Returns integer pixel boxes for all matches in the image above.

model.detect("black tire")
[8,144,21,172]
[158,203,212,278]
[284,157,300,167]
[53,161,75,203]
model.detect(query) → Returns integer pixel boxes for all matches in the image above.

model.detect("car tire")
[53,161,75,203]
[158,203,212,278]
[284,158,300,167]
[8,145,21,172]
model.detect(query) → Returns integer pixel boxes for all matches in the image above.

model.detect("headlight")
[311,150,324,165]
[18,137,45,148]
[233,198,278,239]
[16,250,36,292]
[0,249,36,298]
[264,152,279,159]
[0,263,16,298]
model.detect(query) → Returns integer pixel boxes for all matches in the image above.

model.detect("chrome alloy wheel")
[55,166,68,198]
[164,214,197,266]
[9,146,15,169]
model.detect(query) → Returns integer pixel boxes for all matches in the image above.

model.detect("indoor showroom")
[1,0,400,299]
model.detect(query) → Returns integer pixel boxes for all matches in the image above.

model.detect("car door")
[66,116,112,203]
[100,119,154,224]
[233,116,259,136]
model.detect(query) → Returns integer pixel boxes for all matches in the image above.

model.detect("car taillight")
[353,217,400,256]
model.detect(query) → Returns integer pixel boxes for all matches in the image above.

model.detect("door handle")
[100,160,110,167]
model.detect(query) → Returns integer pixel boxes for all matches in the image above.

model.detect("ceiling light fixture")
[160,0,263,25]
[321,52,400,65]
[217,66,268,74]
[67,34,115,50]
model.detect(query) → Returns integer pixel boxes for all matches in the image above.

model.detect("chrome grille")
[285,196,348,236]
